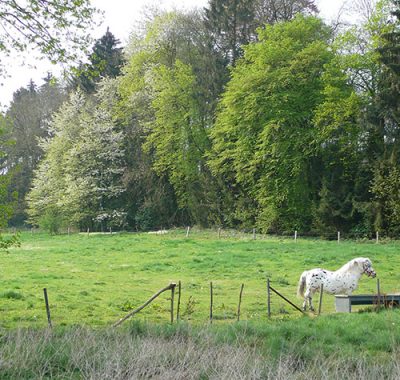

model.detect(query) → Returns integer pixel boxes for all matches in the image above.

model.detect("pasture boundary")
[37,279,395,327]
[113,283,176,327]
[4,227,390,242]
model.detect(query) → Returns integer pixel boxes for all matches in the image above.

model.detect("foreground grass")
[1,311,400,379]
[0,230,399,327]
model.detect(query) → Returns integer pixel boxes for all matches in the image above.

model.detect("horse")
[297,257,376,311]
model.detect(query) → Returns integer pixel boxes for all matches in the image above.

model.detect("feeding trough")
[335,294,400,313]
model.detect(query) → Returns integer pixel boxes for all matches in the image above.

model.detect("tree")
[203,0,319,66]
[144,60,213,224]
[254,0,318,24]
[0,0,98,77]
[3,76,66,226]
[28,85,126,232]
[209,15,334,232]
[72,28,125,93]
[118,10,225,228]
[370,0,400,235]
[0,114,18,249]
[204,0,256,65]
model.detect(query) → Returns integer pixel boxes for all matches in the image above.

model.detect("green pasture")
[0,230,399,328]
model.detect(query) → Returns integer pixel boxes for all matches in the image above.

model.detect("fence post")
[337,231,340,243]
[170,283,176,324]
[186,226,190,237]
[294,230,297,242]
[376,231,379,244]
[267,279,271,318]
[218,228,221,239]
[253,229,256,240]
[237,284,244,321]
[177,280,181,321]
[210,281,213,324]
[318,284,324,315]
[377,278,381,310]
[43,288,52,328]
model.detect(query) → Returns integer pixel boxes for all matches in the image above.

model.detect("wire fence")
[1,225,391,243]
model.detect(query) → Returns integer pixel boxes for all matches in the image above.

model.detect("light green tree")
[209,15,335,232]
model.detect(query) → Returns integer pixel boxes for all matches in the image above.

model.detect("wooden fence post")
[294,230,297,242]
[186,226,190,237]
[253,229,256,240]
[170,283,176,324]
[237,284,244,321]
[210,281,213,324]
[318,284,324,315]
[218,228,221,239]
[267,279,271,318]
[377,278,381,310]
[43,288,52,328]
[337,231,340,243]
[376,231,379,243]
[177,281,181,321]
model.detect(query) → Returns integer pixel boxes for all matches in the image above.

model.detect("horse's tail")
[297,271,307,298]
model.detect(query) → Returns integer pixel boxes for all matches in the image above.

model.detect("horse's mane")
[336,258,364,274]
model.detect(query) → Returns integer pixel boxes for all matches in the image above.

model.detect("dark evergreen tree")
[204,0,256,65]
[369,0,400,235]
[254,0,318,25]
[72,28,125,93]
[3,77,66,226]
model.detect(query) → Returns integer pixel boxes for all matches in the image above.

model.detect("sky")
[1,0,353,110]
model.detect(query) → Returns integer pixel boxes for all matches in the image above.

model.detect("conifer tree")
[73,28,125,93]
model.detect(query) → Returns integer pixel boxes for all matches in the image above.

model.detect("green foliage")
[37,208,65,235]
[119,10,224,227]
[0,0,98,77]
[204,0,255,65]
[210,15,333,232]
[27,86,126,231]
[6,2,400,236]
[3,77,66,226]
[72,28,125,93]
[145,60,212,224]
[371,160,400,235]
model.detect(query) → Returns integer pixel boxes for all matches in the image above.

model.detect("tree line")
[1,0,400,237]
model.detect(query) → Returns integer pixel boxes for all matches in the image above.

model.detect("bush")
[38,209,65,234]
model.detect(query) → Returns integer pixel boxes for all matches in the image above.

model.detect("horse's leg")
[304,288,316,312]
[302,297,308,311]
[303,287,315,312]
[309,295,315,312]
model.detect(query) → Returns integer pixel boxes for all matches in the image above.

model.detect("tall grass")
[1,312,400,379]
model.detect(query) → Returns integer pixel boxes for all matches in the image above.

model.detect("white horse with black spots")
[297,257,376,311]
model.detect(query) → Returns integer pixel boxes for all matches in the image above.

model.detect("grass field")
[1,230,400,378]
[0,229,399,328]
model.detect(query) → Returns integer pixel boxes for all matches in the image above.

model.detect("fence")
[3,226,388,243]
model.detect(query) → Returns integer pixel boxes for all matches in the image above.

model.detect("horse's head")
[354,258,376,278]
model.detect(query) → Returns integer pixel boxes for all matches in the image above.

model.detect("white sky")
[0,0,354,110]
